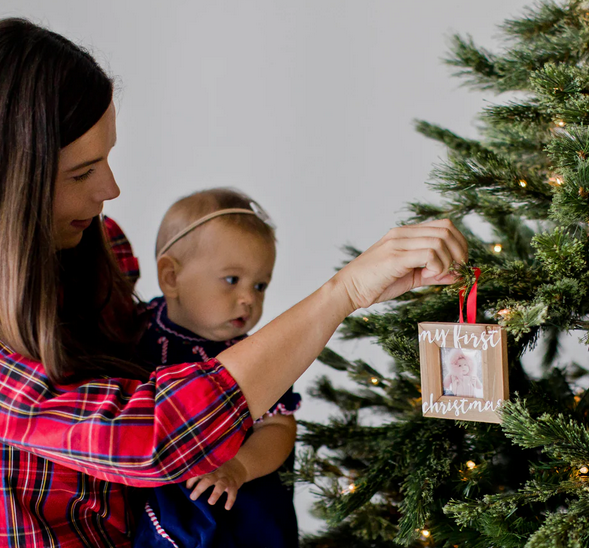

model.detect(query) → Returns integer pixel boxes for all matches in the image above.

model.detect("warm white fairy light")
[421,529,431,538]
[466,460,476,470]
[363,317,369,322]
[548,176,564,187]
[371,377,379,385]
[493,244,503,253]
[348,483,356,492]
[580,466,589,475]
[555,119,566,127]
[497,308,511,317]
[518,179,527,188]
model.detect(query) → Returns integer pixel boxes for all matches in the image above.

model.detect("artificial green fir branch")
[378,334,420,376]
[531,226,587,277]
[546,125,589,169]
[317,347,353,372]
[430,157,553,202]
[445,34,502,91]
[308,375,390,413]
[481,101,547,128]
[501,0,576,39]
[487,214,537,262]
[501,398,589,465]
[297,420,390,455]
[413,120,496,159]
[524,497,589,548]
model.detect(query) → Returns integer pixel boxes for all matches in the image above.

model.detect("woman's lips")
[71,219,93,230]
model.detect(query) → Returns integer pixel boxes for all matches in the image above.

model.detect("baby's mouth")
[230,316,248,329]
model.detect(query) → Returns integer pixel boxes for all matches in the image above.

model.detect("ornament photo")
[418,268,509,423]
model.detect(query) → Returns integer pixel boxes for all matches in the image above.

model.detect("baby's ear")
[157,255,181,299]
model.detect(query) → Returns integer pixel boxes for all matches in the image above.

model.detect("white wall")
[1,0,533,535]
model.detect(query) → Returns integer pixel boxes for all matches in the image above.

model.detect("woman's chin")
[56,231,84,250]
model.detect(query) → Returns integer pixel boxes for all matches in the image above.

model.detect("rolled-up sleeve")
[0,349,252,487]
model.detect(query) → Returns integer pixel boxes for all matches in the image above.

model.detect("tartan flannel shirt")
[0,217,253,548]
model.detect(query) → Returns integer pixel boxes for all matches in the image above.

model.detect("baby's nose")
[238,288,255,306]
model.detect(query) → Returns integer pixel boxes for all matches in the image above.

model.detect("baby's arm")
[186,414,296,510]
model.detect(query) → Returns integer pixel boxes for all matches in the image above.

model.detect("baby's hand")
[186,457,248,511]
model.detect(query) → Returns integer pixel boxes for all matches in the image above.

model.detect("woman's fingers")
[408,218,468,258]
[383,237,454,277]
[384,224,468,268]
[424,218,468,249]
[331,218,468,310]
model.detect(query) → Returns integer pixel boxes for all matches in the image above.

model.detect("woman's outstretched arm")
[219,219,468,418]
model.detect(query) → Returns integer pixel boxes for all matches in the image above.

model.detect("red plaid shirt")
[0,218,252,547]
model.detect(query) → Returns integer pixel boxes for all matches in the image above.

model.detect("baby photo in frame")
[418,322,509,423]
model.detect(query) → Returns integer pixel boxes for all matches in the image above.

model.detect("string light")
[466,460,476,470]
[580,187,589,198]
[362,317,369,322]
[518,179,527,188]
[580,466,588,475]
[348,483,356,492]
[493,244,503,253]
[371,377,379,385]
[421,529,431,539]
[548,176,564,187]
[555,119,566,127]
[497,308,511,317]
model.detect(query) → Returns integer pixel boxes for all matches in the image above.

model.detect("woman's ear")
[157,255,181,299]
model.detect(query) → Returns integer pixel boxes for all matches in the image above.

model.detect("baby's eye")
[254,282,268,293]
[224,276,239,285]
[73,168,95,182]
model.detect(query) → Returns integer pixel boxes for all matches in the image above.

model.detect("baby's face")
[454,354,472,375]
[173,221,276,341]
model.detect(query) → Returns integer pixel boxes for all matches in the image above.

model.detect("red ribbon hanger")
[459,267,481,324]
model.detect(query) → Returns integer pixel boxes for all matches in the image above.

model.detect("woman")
[0,18,467,547]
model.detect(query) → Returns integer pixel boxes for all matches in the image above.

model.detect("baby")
[443,349,482,398]
[134,188,300,548]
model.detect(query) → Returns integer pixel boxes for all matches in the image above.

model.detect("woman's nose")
[95,165,120,203]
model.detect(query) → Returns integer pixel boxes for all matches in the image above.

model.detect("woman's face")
[53,103,120,249]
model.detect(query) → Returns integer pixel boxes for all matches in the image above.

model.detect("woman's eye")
[224,276,239,285]
[73,168,95,182]
[255,282,268,293]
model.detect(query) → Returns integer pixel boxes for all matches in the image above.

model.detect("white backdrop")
[1,0,536,534]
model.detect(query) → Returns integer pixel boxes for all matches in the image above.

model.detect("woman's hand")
[186,457,248,511]
[333,219,468,310]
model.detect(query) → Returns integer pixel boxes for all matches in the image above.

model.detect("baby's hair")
[155,188,276,259]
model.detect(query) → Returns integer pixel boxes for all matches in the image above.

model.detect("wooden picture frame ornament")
[418,268,509,424]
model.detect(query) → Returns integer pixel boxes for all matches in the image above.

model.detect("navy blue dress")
[133,297,301,548]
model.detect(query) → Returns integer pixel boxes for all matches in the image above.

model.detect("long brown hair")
[0,18,148,383]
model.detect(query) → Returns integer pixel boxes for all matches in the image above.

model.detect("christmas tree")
[296,1,589,546]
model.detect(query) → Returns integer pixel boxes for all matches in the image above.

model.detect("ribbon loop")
[459,267,481,324]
